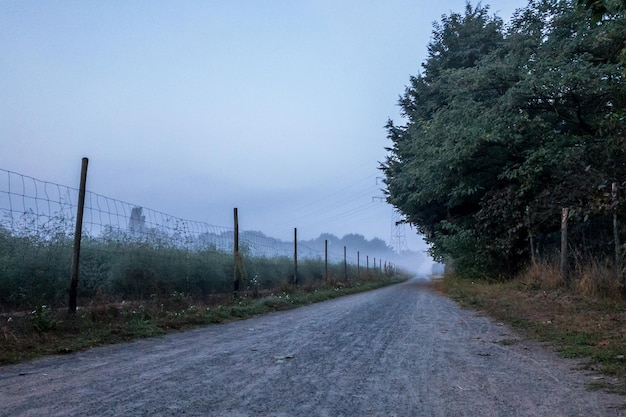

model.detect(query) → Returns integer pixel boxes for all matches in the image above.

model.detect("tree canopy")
[381,0,626,278]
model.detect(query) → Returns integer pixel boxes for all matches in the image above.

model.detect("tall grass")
[0,227,371,311]
[572,257,622,300]
[0,228,72,308]
[516,257,623,300]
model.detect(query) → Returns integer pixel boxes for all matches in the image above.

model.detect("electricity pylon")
[390,209,408,254]
[373,177,408,254]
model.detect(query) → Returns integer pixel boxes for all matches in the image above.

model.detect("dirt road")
[1,278,624,416]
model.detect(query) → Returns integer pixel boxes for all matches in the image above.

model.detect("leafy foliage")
[382,0,626,278]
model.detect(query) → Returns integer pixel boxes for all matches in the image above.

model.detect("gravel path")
[1,277,624,416]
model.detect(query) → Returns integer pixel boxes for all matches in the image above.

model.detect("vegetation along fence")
[0,158,395,312]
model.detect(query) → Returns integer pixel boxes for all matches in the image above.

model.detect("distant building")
[128,206,146,236]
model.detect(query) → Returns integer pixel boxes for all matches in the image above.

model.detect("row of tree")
[381,0,626,278]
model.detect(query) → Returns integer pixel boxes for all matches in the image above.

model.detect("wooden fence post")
[613,183,622,281]
[233,207,240,298]
[293,227,298,285]
[526,206,536,266]
[343,246,347,281]
[68,157,88,314]
[357,251,360,278]
[560,207,569,283]
[324,239,328,283]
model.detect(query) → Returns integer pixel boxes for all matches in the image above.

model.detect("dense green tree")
[499,0,626,258]
[576,0,626,21]
[383,2,514,276]
[382,0,626,278]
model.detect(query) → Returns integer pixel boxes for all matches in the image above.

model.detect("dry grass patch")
[431,273,626,394]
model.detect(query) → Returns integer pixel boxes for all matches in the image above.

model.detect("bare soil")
[1,278,624,416]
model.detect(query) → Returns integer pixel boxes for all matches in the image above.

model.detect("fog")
[0,0,526,275]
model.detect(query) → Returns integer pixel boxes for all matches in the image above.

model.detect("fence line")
[0,167,358,262]
[1,165,392,310]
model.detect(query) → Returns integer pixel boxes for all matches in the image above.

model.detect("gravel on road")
[1,278,624,416]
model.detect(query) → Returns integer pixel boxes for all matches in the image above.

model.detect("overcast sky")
[1,0,526,251]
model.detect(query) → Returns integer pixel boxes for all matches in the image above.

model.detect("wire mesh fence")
[0,167,377,310]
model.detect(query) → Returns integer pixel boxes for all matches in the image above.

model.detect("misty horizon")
[1,0,524,266]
